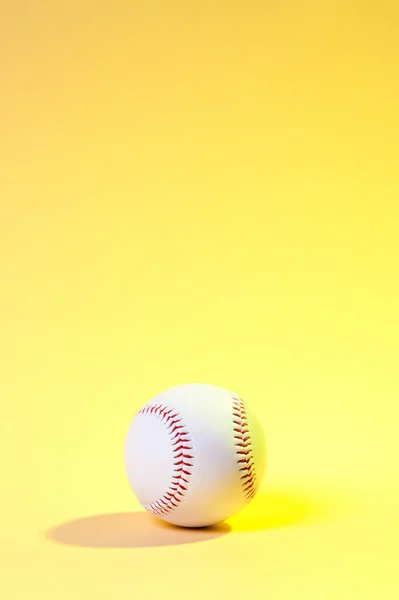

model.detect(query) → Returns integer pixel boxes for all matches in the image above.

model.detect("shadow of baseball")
[45,485,349,548]
[45,511,230,548]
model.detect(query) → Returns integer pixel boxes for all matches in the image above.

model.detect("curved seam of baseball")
[138,403,194,517]
[232,395,258,502]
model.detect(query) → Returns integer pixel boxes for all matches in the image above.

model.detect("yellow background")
[1,1,398,597]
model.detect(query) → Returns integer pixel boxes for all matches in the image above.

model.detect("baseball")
[124,383,267,528]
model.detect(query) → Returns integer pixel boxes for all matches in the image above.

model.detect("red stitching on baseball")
[232,395,258,502]
[138,403,194,517]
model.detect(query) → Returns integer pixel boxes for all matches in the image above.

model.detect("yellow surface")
[1,1,399,598]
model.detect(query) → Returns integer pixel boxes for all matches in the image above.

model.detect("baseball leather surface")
[124,383,267,527]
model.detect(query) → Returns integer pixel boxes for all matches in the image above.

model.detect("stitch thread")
[138,403,194,516]
[232,395,258,502]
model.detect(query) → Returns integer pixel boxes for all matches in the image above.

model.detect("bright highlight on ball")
[124,383,267,528]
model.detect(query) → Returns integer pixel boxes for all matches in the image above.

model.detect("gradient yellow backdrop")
[1,1,398,598]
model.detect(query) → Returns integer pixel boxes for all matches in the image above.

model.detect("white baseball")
[124,383,267,528]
